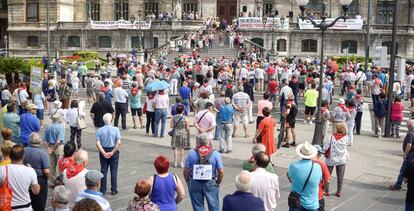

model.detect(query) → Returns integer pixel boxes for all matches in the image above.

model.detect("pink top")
[154,93,169,109]
[195,110,216,140]
[391,102,404,121]
[257,100,273,117]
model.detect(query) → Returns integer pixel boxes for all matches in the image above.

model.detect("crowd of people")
[0,28,414,211]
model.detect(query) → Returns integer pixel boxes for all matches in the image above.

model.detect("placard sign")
[91,20,152,30]
[193,164,213,180]
[238,17,289,30]
[298,18,363,30]
[30,66,43,94]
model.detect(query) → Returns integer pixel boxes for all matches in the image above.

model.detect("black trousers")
[30,176,48,211]
[355,111,363,134]
[146,111,155,134]
[319,198,325,211]
[114,102,127,130]
[70,126,82,149]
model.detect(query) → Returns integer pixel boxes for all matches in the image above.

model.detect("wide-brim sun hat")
[296,141,318,159]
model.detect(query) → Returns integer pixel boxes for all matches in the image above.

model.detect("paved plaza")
[39,92,408,211]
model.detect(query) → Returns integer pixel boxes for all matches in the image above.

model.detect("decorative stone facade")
[6,0,414,60]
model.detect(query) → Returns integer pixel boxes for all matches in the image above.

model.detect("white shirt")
[255,68,265,79]
[250,168,280,211]
[0,164,38,211]
[14,89,29,105]
[66,108,86,127]
[113,87,128,103]
[280,86,294,99]
[63,168,88,208]
[154,93,169,109]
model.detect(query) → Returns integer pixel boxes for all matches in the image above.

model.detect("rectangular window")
[145,2,159,17]
[87,1,100,21]
[115,1,129,20]
[263,3,272,17]
[27,36,38,46]
[0,0,7,10]
[376,0,394,24]
[183,0,198,14]
[27,2,39,22]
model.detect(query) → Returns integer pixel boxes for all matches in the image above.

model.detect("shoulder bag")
[0,165,12,211]
[168,116,184,137]
[324,137,332,158]
[288,162,314,208]
[76,108,87,130]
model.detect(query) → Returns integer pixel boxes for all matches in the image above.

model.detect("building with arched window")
[5,0,414,59]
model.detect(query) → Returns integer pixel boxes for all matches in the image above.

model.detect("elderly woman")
[24,132,51,211]
[128,180,160,211]
[66,100,85,149]
[148,155,185,211]
[242,143,274,173]
[73,198,102,211]
[324,122,350,197]
[52,185,71,211]
[252,107,276,156]
[57,79,71,109]
[170,104,190,168]
[3,103,20,143]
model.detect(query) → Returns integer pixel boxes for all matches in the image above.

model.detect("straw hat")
[296,141,317,159]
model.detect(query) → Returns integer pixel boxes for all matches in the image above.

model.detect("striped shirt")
[232,92,250,114]
[76,189,112,211]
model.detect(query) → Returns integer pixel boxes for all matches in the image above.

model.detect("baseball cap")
[85,170,104,183]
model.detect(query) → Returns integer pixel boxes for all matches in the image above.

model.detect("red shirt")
[312,159,330,200]
[267,66,276,75]
[58,157,74,174]
[268,81,279,94]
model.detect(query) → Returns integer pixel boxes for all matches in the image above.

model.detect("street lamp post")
[4,35,7,57]
[296,0,352,145]
[46,0,51,68]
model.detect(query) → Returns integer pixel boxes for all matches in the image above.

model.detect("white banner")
[298,18,363,30]
[91,20,151,30]
[238,17,289,30]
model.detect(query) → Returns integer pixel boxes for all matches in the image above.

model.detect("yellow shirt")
[0,159,11,166]
[304,89,319,107]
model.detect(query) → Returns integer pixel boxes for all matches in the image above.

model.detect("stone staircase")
[166,32,239,61]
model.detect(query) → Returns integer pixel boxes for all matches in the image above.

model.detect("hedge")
[73,51,99,59]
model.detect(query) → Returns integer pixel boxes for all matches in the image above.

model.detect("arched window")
[277,39,287,52]
[131,36,145,48]
[341,40,357,54]
[301,39,317,52]
[68,36,81,48]
[99,36,112,48]
[27,36,38,46]
[382,41,398,55]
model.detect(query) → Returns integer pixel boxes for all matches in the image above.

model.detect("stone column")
[410,0,414,24]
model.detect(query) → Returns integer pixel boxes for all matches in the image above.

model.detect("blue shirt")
[33,93,44,110]
[171,103,188,116]
[76,189,111,211]
[96,125,121,148]
[379,72,386,85]
[288,159,322,210]
[219,104,234,123]
[19,113,41,145]
[179,86,191,99]
[23,146,50,177]
[43,123,65,144]
[103,89,113,104]
[223,191,265,211]
[185,149,223,178]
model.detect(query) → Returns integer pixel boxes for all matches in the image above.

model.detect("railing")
[244,38,267,59]
[57,22,90,29]
[369,24,410,32]
[151,20,204,29]
[147,36,185,61]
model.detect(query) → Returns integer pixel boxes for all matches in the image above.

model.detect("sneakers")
[389,185,401,191]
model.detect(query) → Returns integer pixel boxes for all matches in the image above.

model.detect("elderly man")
[242,143,274,173]
[62,149,89,208]
[223,171,265,211]
[183,134,224,211]
[19,103,41,147]
[90,92,115,128]
[76,170,111,211]
[44,113,65,183]
[232,86,251,138]
[52,185,71,211]
[194,102,216,145]
[0,145,40,210]
[250,152,280,211]
[218,97,234,153]
[113,82,129,131]
[96,113,121,195]
[24,132,50,211]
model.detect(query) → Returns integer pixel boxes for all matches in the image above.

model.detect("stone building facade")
[6,0,414,60]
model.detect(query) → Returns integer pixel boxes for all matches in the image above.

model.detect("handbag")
[76,109,87,130]
[0,165,12,211]
[288,162,314,208]
[324,137,332,158]
[256,130,264,143]
[168,116,184,137]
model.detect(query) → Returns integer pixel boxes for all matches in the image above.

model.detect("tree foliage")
[0,57,28,74]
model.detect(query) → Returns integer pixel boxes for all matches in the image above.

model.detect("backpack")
[192,148,214,180]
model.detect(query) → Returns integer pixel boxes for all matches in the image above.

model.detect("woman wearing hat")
[324,122,350,197]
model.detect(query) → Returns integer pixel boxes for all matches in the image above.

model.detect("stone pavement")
[42,109,407,211]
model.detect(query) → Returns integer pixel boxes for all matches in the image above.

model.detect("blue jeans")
[188,179,219,211]
[182,99,190,112]
[99,148,119,192]
[406,203,414,211]
[154,109,168,137]
[214,113,221,140]
[396,154,414,189]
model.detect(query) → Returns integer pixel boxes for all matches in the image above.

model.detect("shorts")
[86,88,95,97]
[287,121,296,128]
[305,106,316,115]
[131,108,143,116]
[36,109,44,120]
[234,113,248,125]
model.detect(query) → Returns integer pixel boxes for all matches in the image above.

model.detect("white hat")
[337,98,345,104]
[54,100,62,108]
[296,141,318,159]
[71,71,78,77]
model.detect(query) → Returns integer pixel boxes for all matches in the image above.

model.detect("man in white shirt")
[113,84,128,131]
[0,145,40,210]
[279,79,294,112]
[14,82,29,115]
[250,152,280,211]
[63,149,89,208]
[238,64,249,82]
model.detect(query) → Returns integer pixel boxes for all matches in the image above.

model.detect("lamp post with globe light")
[295,0,353,145]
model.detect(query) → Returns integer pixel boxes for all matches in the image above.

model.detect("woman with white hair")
[52,185,71,211]
[242,143,274,173]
